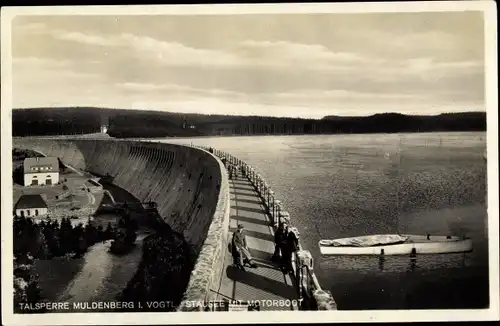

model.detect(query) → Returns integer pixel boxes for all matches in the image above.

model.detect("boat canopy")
[319,234,409,247]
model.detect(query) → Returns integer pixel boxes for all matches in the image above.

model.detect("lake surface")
[157,132,488,310]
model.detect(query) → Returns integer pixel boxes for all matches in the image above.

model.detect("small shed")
[15,194,48,218]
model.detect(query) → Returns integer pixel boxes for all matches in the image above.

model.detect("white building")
[15,194,48,218]
[23,157,60,186]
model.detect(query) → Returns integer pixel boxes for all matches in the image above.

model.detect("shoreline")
[13,130,486,141]
[127,130,487,141]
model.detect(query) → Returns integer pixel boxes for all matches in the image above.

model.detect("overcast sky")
[11,11,485,118]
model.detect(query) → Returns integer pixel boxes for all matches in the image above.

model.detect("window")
[27,210,30,216]
[35,209,39,216]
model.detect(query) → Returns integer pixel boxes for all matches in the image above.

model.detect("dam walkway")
[212,174,299,311]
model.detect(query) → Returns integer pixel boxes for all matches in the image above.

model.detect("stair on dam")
[214,175,299,311]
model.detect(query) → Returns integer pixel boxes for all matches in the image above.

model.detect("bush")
[109,213,138,255]
[13,257,44,313]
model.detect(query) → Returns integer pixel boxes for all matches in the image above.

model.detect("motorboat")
[319,234,472,256]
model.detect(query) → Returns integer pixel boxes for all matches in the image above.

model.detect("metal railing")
[195,145,337,311]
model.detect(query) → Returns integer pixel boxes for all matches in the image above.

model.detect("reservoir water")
[158,132,489,310]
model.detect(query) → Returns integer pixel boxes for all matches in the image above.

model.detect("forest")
[13,213,137,313]
[12,107,486,138]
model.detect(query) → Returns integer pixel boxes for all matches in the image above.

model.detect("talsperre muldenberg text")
[18,299,304,311]
[18,301,173,310]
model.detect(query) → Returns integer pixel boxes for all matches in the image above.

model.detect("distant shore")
[12,107,486,138]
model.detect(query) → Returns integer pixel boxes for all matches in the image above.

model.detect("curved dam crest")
[13,138,231,304]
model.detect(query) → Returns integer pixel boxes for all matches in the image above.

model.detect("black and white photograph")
[1,1,498,325]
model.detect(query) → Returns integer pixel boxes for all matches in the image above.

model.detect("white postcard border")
[1,1,498,325]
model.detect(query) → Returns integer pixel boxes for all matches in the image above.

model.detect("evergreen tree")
[105,222,115,240]
[33,227,49,259]
[84,217,98,246]
[72,223,88,257]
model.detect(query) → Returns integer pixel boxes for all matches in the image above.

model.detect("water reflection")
[409,249,417,272]
[378,254,385,271]
[319,251,473,274]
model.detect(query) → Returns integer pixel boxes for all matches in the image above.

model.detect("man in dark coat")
[272,223,286,263]
[281,226,299,273]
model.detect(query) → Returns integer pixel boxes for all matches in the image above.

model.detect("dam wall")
[12,138,231,304]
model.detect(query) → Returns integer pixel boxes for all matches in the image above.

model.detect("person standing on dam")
[272,223,286,263]
[281,225,299,274]
[231,231,245,271]
[233,224,258,269]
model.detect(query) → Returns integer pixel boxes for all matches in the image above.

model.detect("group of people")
[221,156,239,180]
[228,164,238,180]
[272,223,299,273]
[221,153,299,274]
[230,222,299,274]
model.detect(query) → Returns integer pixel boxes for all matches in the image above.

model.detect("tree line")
[14,216,119,261]
[12,107,486,138]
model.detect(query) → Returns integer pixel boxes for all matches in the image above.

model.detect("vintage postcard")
[1,1,498,325]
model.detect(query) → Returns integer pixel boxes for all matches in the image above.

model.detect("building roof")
[15,194,48,209]
[23,156,59,174]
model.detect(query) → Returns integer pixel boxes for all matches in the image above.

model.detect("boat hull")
[319,234,473,256]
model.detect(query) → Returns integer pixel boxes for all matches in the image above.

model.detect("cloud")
[235,40,368,67]
[120,34,246,67]
[13,22,48,32]
[12,56,104,82]
[12,56,73,68]
[35,26,485,84]
[44,29,377,70]
[48,30,247,67]
[12,55,108,108]
[52,30,117,47]
[115,81,243,97]
[9,13,485,116]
